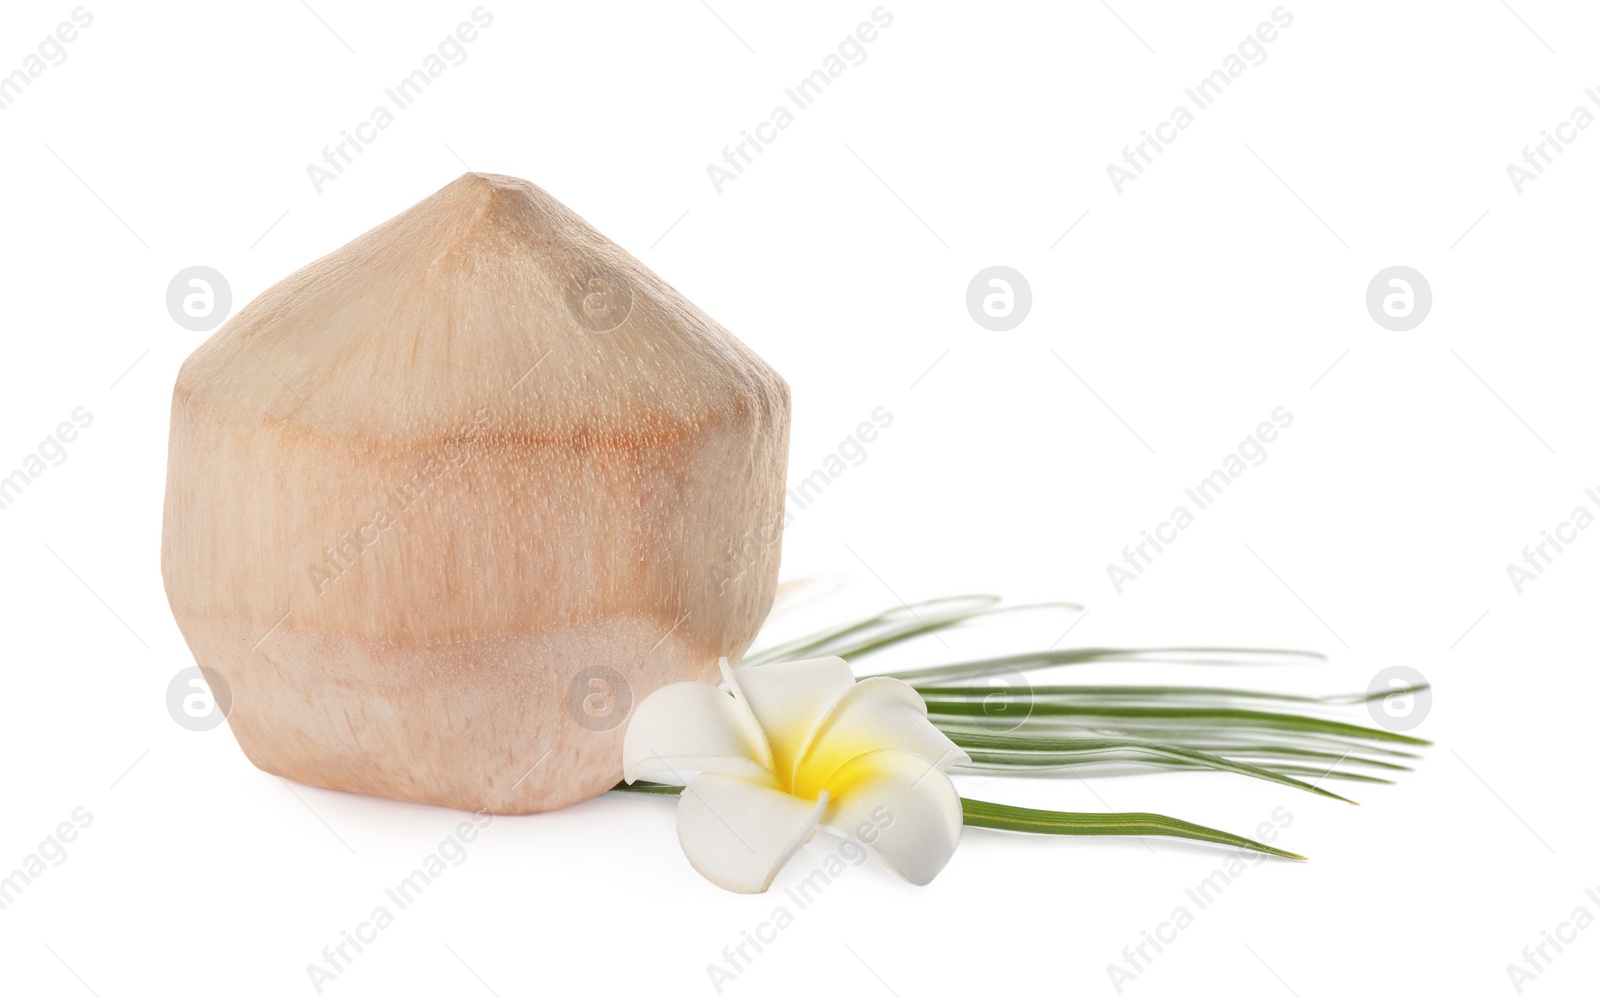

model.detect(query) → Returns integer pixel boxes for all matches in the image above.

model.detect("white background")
[2,1,1597,995]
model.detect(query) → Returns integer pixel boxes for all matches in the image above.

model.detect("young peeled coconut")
[161,173,789,814]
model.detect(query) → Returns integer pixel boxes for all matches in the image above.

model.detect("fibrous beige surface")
[161,173,789,814]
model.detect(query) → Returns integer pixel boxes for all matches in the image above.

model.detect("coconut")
[161,173,789,813]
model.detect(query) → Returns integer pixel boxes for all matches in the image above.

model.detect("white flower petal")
[819,749,963,886]
[621,680,773,785]
[722,656,856,784]
[677,772,828,893]
[792,677,971,798]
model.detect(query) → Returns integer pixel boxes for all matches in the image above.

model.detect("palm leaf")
[612,783,1305,860]
[959,797,1306,860]
[737,596,1431,801]
[604,596,1436,863]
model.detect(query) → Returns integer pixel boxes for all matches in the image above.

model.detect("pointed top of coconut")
[176,173,785,443]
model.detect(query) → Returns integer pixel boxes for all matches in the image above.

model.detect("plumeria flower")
[621,656,970,893]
